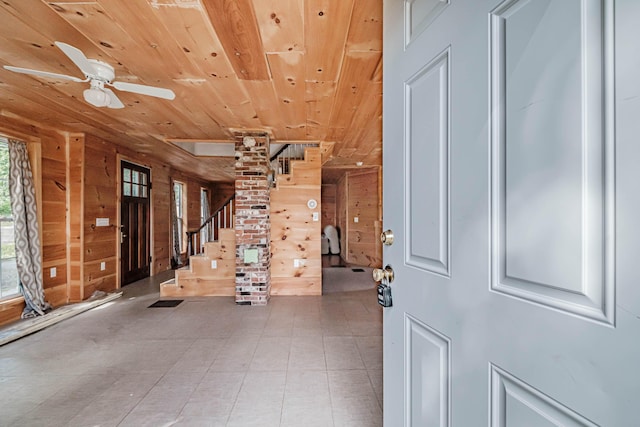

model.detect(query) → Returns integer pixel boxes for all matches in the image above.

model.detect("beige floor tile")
[324,336,366,370]
[288,336,327,370]
[0,269,383,427]
[249,336,292,371]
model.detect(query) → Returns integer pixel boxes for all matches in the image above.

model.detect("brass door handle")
[380,229,394,246]
[373,265,394,283]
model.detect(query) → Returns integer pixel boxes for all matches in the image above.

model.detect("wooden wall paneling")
[321,184,336,229]
[48,2,200,80]
[305,80,336,141]
[187,178,202,231]
[319,141,336,165]
[0,62,122,133]
[270,256,321,275]
[34,130,65,305]
[203,0,270,81]
[82,274,117,299]
[149,3,236,76]
[304,0,355,82]
[267,52,306,132]
[151,162,171,274]
[341,84,382,140]
[329,52,381,130]
[0,8,86,78]
[150,3,265,130]
[0,2,88,54]
[345,169,381,267]
[168,80,235,137]
[252,0,304,53]
[83,136,117,296]
[0,0,383,184]
[210,181,235,212]
[270,148,321,295]
[66,133,83,301]
[270,277,320,296]
[345,0,383,53]
[242,81,288,139]
[45,3,202,135]
[0,297,24,326]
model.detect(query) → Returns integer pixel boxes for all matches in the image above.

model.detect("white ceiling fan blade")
[54,41,95,77]
[3,65,84,82]
[104,88,125,109]
[112,81,175,100]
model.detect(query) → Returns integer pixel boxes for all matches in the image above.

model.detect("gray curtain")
[200,190,210,247]
[170,179,181,268]
[8,139,50,318]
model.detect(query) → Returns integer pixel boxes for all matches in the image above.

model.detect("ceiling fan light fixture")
[83,87,111,107]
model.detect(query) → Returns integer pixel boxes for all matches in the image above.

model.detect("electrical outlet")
[354,217,359,223]
[50,267,56,278]
[294,259,300,268]
[211,260,217,269]
[100,262,106,271]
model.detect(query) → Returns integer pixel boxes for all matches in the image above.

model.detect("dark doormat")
[148,300,183,308]
[352,268,365,272]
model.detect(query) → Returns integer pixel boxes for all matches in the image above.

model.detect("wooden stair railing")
[186,194,235,258]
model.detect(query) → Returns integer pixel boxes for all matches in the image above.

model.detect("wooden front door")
[120,161,150,285]
[383,0,640,424]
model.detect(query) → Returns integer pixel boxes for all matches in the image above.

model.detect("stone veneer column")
[234,132,271,305]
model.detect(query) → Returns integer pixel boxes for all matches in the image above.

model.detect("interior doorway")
[120,161,151,286]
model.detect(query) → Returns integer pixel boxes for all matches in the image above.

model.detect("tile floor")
[0,270,383,426]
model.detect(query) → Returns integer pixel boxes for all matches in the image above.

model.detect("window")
[173,181,186,252]
[122,165,149,199]
[0,138,18,300]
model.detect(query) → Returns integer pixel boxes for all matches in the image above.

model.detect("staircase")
[161,144,320,298]
[161,195,235,297]
[160,228,236,297]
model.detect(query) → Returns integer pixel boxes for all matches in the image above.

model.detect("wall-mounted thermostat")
[307,199,317,209]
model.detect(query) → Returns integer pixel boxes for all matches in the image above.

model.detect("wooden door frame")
[116,155,153,289]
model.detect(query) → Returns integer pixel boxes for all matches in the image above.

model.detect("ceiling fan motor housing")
[86,59,115,83]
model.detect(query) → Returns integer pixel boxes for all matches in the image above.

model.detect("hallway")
[0,271,382,426]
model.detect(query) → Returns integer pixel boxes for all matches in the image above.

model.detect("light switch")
[100,262,106,271]
[312,212,319,221]
[211,260,217,269]
[354,217,359,223]
[50,267,56,278]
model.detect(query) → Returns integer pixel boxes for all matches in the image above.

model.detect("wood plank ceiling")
[0,0,382,183]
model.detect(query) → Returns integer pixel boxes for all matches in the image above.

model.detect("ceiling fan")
[2,42,175,109]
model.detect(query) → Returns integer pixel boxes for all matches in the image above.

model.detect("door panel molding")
[490,364,598,426]
[490,0,615,324]
[405,314,451,427]
[404,47,451,277]
[404,0,451,47]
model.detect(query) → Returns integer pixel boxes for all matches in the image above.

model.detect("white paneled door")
[382,0,640,425]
